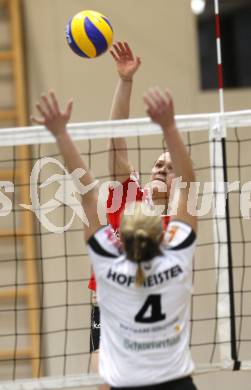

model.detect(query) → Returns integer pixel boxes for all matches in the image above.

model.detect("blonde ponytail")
[135,263,145,287]
[120,202,163,287]
[134,229,147,286]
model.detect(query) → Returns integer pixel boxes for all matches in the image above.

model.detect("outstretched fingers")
[112,42,124,58]
[40,94,54,117]
[143,87,175,129]
[123,42,134,60]
[136,56,141,66]
[111,41,135,61]
[35,92,73,120]
[164,89,172,100]
[148,88,171,115]
[110,48,120,62]
[144,88,165,111]
[154,87,168,105]
[35,101,48,119]
[63,99,73,119]
[30,114,45,125]
[49,90,60,114]
[31,91,73,137]
[164,89,174,111]
[33,92,57,122]
[143,90,161,121]
[143,90,158,112]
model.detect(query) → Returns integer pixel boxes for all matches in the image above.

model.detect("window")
[197,0,251,89]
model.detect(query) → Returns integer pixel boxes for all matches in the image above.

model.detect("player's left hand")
[143,88,175,131]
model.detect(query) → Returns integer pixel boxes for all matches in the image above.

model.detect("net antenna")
[209,0,240,371]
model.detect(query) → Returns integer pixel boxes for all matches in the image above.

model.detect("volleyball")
[66,10,113,58]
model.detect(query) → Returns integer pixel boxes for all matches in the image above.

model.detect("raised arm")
[31,91,102,241]
[143,88,197,233]
[109,42,141,182]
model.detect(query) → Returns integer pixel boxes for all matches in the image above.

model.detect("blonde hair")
[120,202,163,287]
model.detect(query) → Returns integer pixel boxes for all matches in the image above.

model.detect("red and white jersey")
[88,174,170,291]
[87,220,196,387]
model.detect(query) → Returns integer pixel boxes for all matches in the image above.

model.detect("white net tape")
[0,110,251,146]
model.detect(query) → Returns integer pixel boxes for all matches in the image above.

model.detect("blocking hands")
[143,88,176,131]
[110,41,141,81]
[31,91,73,137]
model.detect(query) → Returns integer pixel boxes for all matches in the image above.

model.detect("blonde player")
[32,87,198,390]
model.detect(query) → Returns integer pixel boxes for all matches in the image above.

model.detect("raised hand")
[143,88,175,131]
[31,91,73,137]
[110,41,141,81]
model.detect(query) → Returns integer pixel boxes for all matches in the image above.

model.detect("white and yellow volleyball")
[66,10,113,58]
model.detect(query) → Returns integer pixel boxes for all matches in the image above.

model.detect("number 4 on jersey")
[135,294,166,323]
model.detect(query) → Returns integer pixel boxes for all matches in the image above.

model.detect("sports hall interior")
[0,1,250,389]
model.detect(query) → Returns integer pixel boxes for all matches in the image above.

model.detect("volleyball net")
[0,110,251,389]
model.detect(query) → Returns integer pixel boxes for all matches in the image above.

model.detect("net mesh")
[0,111,251,389]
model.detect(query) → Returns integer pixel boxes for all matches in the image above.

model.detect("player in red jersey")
[89,41,173,290]
[89,43,175,388]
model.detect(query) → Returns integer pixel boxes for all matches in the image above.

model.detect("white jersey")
[87,220,196,387]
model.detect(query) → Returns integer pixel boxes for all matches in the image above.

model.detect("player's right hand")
[110,41,141,81]
[31,91,73,138]
[143,88,176,132]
